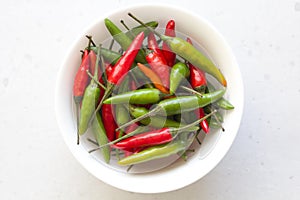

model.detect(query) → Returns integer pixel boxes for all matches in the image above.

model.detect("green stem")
[128,13,164,39]
[213,112,225,132]
[109,39,115,50]
[87,138,98,146]
[89,82,115,125]
[120,20,136,39]
[180,86,203,97]
[86,70,107,90]
[100,54,107,84]
[91,44,101,86]
[115,107,159,131]
[173,110,216,133]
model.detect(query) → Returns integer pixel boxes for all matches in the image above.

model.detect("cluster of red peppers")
[72,14,234,168]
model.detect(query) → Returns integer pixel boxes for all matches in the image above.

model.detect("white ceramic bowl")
[55,3,243,193]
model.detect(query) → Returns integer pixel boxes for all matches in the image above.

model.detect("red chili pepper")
[186,38,207,92]
[105,63,113,78]
[162,20,176,67]
[73,50,91,103]
[108,32,145,85]
[114,128,173,149]
[148,32,164,55]
[101,104,117,141]
[88,50,97,78]
[186,38,209,133]
[146,33,170,89]
[195,108,210,133]
[89,50,105,101]
[93,32,145,119]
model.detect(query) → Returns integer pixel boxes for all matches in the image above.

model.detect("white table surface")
[1,0,300,199]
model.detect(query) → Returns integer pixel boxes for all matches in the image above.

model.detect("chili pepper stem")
[213,112,225,132]
[87,46,113,127]
[120,20,136,39]
[86,70,107,90]
[127,165,134,172]
[196,136,202,145]
[109,39,115,50]
[89,82,114,124]
[116,107,159,131]
[100,54,107,84]
[86,35,96,47]
[180,86,203,97]
[128,13,169,41]
[87,138,98,146]
[88,126,149,153]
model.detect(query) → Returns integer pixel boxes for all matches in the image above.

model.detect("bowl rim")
[55,2,244,193]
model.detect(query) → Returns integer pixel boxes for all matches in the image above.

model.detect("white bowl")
[55,3,243,193]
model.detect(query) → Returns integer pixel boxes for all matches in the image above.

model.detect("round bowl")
[55,3,243,193]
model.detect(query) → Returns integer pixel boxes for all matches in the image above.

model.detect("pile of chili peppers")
[72,14,234,170]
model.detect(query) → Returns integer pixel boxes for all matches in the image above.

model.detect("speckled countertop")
[1,0,299,199]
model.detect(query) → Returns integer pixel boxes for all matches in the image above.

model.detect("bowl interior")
[55,3,243,193]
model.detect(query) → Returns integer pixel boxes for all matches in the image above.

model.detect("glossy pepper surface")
[103,88,165,104]
[73,50,92,103]
[108,32,145,85]
[118,139,187,166]
[162,20,176,67]
[101,104,117,141]
[169,62,190,94]
[146,32,170,88]
[137,63,169,94]
[92,112,110,163]
[186,38,207,93]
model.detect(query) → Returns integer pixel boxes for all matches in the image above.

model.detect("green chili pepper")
[164,36,227,86]
[103,88,167,104]
[125,21,158,39]
[170,62,190,94]
[78,46,101,135]
[115,78,130,126]
[87,46,121,66]
[117,89,225,130]
[152,89,225,116]
[104,18,146,63]
[206,82,234,110]
[92,112,110,163]
[129,106,191,129]
[118,139,188,166]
